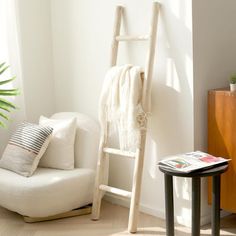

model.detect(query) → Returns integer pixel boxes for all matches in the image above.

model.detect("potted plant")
[0,62,20,128]
[229,75,236,92]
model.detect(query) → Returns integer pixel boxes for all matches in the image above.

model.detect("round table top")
[159,163,229,178]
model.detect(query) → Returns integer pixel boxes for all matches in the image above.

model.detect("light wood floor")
[0,201,236,236]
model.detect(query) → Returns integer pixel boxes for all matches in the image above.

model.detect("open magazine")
[158,151,229,173]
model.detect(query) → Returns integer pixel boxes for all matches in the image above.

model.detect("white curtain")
[0,0,26,154]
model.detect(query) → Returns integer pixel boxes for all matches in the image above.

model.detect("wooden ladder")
[92,2,160,233]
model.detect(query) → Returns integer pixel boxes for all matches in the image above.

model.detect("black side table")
[159,164,228,236]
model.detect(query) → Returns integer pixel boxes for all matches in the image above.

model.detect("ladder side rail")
[128,2,160,233]
[110,6,123,67]
[92,123,109,220]
[142,2,160,112]
[92,5,123,220]
[128,130,147,233]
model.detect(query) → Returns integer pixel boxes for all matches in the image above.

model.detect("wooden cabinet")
[208,88,236,212]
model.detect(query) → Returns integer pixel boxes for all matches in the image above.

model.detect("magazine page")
[158,151,229,173]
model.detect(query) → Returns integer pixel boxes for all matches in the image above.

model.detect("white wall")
[16,0,55,122]
[0,0,26,154]
[51,0,194,226]
[0,0,55,154]
[0,0,56,153]
[192,0,236,222]
[192,0,236,151]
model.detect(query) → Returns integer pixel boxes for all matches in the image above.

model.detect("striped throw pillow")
[0,122,53,177]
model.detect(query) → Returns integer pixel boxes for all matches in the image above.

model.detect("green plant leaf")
[0,62,6,70]
[0,111,9,121]
[0,76,16,86]
[0,88,20,96]
[0,62,19,129]
[0,65,9,76]
[0,99,17,112]
[0,120,6,128]
[0,98,17,109]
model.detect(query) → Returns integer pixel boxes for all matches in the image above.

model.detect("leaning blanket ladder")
[92,2,160,233]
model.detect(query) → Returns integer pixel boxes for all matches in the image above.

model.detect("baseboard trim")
[104,193,165,220]
[103,193,227,227]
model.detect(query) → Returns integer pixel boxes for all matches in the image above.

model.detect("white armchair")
[0,112,100,221]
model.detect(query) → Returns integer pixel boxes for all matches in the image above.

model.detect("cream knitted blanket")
[99,64,146,151]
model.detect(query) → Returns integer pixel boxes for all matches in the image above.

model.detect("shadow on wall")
[142,0,194,224]
[147,0,193,163]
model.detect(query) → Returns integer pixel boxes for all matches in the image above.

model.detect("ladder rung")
[116,35,149,41]
[99,184,132,198]
[103,147,136,158]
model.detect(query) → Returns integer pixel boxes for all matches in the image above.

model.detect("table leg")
[164,174,174,236]
[192,177,201,236]
[212,175,221,236]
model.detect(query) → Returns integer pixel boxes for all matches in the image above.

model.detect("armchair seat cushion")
[0,167,95,217]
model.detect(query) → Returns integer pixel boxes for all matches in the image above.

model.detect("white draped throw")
[99,65,146,151]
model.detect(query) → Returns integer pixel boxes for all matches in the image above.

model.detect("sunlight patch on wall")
[184,0,192,31]
[176,207,191,227]
[174,178,190,201]
[170,0,180,19]
[185,55,193,99]
[146,134,159,179]
[166,58,181,93]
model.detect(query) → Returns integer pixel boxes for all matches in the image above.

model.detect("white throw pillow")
[0,122,53,177]
[39,116,77,170]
